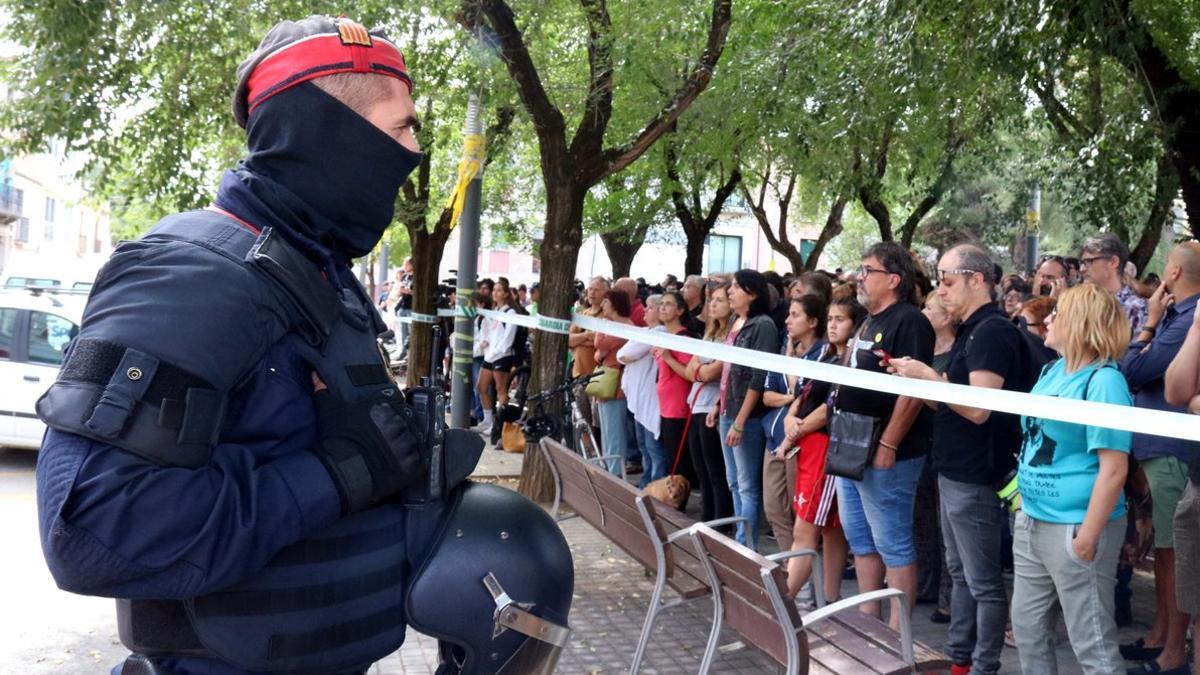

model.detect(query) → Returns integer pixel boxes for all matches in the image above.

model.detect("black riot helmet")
[405,482,574,674]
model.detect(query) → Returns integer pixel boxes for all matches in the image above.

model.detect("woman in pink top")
[654,290,697,484]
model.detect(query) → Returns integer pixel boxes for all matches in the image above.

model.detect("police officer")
[35,16,572,675]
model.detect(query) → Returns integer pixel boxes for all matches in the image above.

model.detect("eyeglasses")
[857,265,894,278]
[936,268,981,283]
[1045,309,1057,324]
[1079,255,1113,268]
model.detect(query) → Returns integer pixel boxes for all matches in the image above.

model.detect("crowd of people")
[396,231,1197,675]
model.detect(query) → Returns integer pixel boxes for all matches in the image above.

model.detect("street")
[0,448,127,673]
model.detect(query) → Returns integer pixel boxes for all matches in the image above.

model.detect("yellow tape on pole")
[447,133,487,229]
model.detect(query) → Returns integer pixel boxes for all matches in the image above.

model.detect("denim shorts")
[837,455,925,568]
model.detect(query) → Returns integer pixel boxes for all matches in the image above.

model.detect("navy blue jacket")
[1120,292,1200,463]
[38,298,341,600]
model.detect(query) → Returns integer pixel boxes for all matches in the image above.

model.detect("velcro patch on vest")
[345,364,391,387]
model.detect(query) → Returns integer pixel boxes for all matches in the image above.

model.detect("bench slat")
[834,610,951,672]
[807,633,879,674]
[807,616,915,675]
[718,587,794,667]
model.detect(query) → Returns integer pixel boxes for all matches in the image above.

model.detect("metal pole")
[1024,184,1041,277]
[451,94,484,428]
[376,241,389,302]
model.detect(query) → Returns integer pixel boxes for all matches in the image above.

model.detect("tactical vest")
[38,210,459,673]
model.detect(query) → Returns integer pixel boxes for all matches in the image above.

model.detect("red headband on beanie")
[234,16,412,127]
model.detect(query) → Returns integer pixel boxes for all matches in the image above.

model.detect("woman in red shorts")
[779,292,866,602]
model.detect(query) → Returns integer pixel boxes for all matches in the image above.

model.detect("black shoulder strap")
[248,227,340,342]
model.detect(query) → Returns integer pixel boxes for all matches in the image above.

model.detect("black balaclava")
[232,81,421,261]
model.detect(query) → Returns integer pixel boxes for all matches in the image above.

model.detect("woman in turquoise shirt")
[1011,284,1132,675]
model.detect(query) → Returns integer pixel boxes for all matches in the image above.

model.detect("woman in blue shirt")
[1011,284,1132,675]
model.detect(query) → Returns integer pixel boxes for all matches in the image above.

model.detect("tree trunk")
[1130,153,1179,274]
[683,229,706,276]
[805,197,847,270]
[404,213,454,386]
[518,181,585,502]
[600,229,644,278]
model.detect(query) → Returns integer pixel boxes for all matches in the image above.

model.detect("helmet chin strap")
[482,572,571,647]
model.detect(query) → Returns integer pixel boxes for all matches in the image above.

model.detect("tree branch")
[1130,152,1178,273]
[1030,76,1092,140]
[568,0,615,160]
[805,196,848,270]
[460,0,567,162]
[579,0,733,184]
[899,116,968,248]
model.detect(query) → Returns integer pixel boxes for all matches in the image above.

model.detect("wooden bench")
[688,522,952,674]
[539,437,744,674]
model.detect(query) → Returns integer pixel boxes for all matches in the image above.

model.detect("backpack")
[965,313,1055,393]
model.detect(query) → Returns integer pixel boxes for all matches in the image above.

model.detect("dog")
[642,474,690,511]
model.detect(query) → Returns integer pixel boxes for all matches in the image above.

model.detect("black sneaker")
[625,461,643,475]
[930,608,951,624]
[1120,639,1164,662]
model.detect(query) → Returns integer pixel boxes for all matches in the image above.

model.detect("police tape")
[475,308,1200,442]
[394,309,457,325]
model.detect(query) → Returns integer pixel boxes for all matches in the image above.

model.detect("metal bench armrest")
[801,589,913,666]
[765,548,824,608]
[765,548,818,563]
[666,516,748,544]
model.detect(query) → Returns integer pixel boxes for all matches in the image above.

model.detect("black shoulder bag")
[824,320,884,480]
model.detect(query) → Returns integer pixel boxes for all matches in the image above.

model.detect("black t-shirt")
[835,301,935,460]
[932,304,1023,485]
[795,346,837,420]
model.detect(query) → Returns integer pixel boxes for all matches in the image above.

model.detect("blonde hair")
[704,283,732,342]
[1054,284,1130,371]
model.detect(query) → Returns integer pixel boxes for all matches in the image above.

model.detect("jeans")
[597,399,629,476]
[720,413,766,549]
[838,456,925,567]
[634,421,666,488]
[471,356,484,421]
[1011,511,1124,675]
[396,308,411,359]
[939,476,1008,674]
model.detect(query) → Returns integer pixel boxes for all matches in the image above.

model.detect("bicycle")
[521,370,626,480]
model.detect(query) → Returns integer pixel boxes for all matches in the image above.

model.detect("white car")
[0,289,84,450]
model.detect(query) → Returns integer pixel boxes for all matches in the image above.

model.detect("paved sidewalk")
[374,443,1160,674]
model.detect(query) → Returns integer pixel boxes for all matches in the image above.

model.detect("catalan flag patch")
[337,19,373,47]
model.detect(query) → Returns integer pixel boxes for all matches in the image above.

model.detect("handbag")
[824,408,881,480]
[501,421,526,453]
[584,365,621,399]
[823,320,882,481]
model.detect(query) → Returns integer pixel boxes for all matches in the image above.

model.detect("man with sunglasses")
[1081,233,1148,338]
[890,244,1024,675]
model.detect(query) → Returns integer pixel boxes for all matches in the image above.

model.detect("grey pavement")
[373,440,1161,674]
[0,443,1163,674]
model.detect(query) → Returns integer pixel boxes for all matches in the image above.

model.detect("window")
[707,234,742,274]
[27,311,77,365]
[0,307,16,360]
[16,217,29,243]
[44,196,56,222]
[13,188,23,214]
